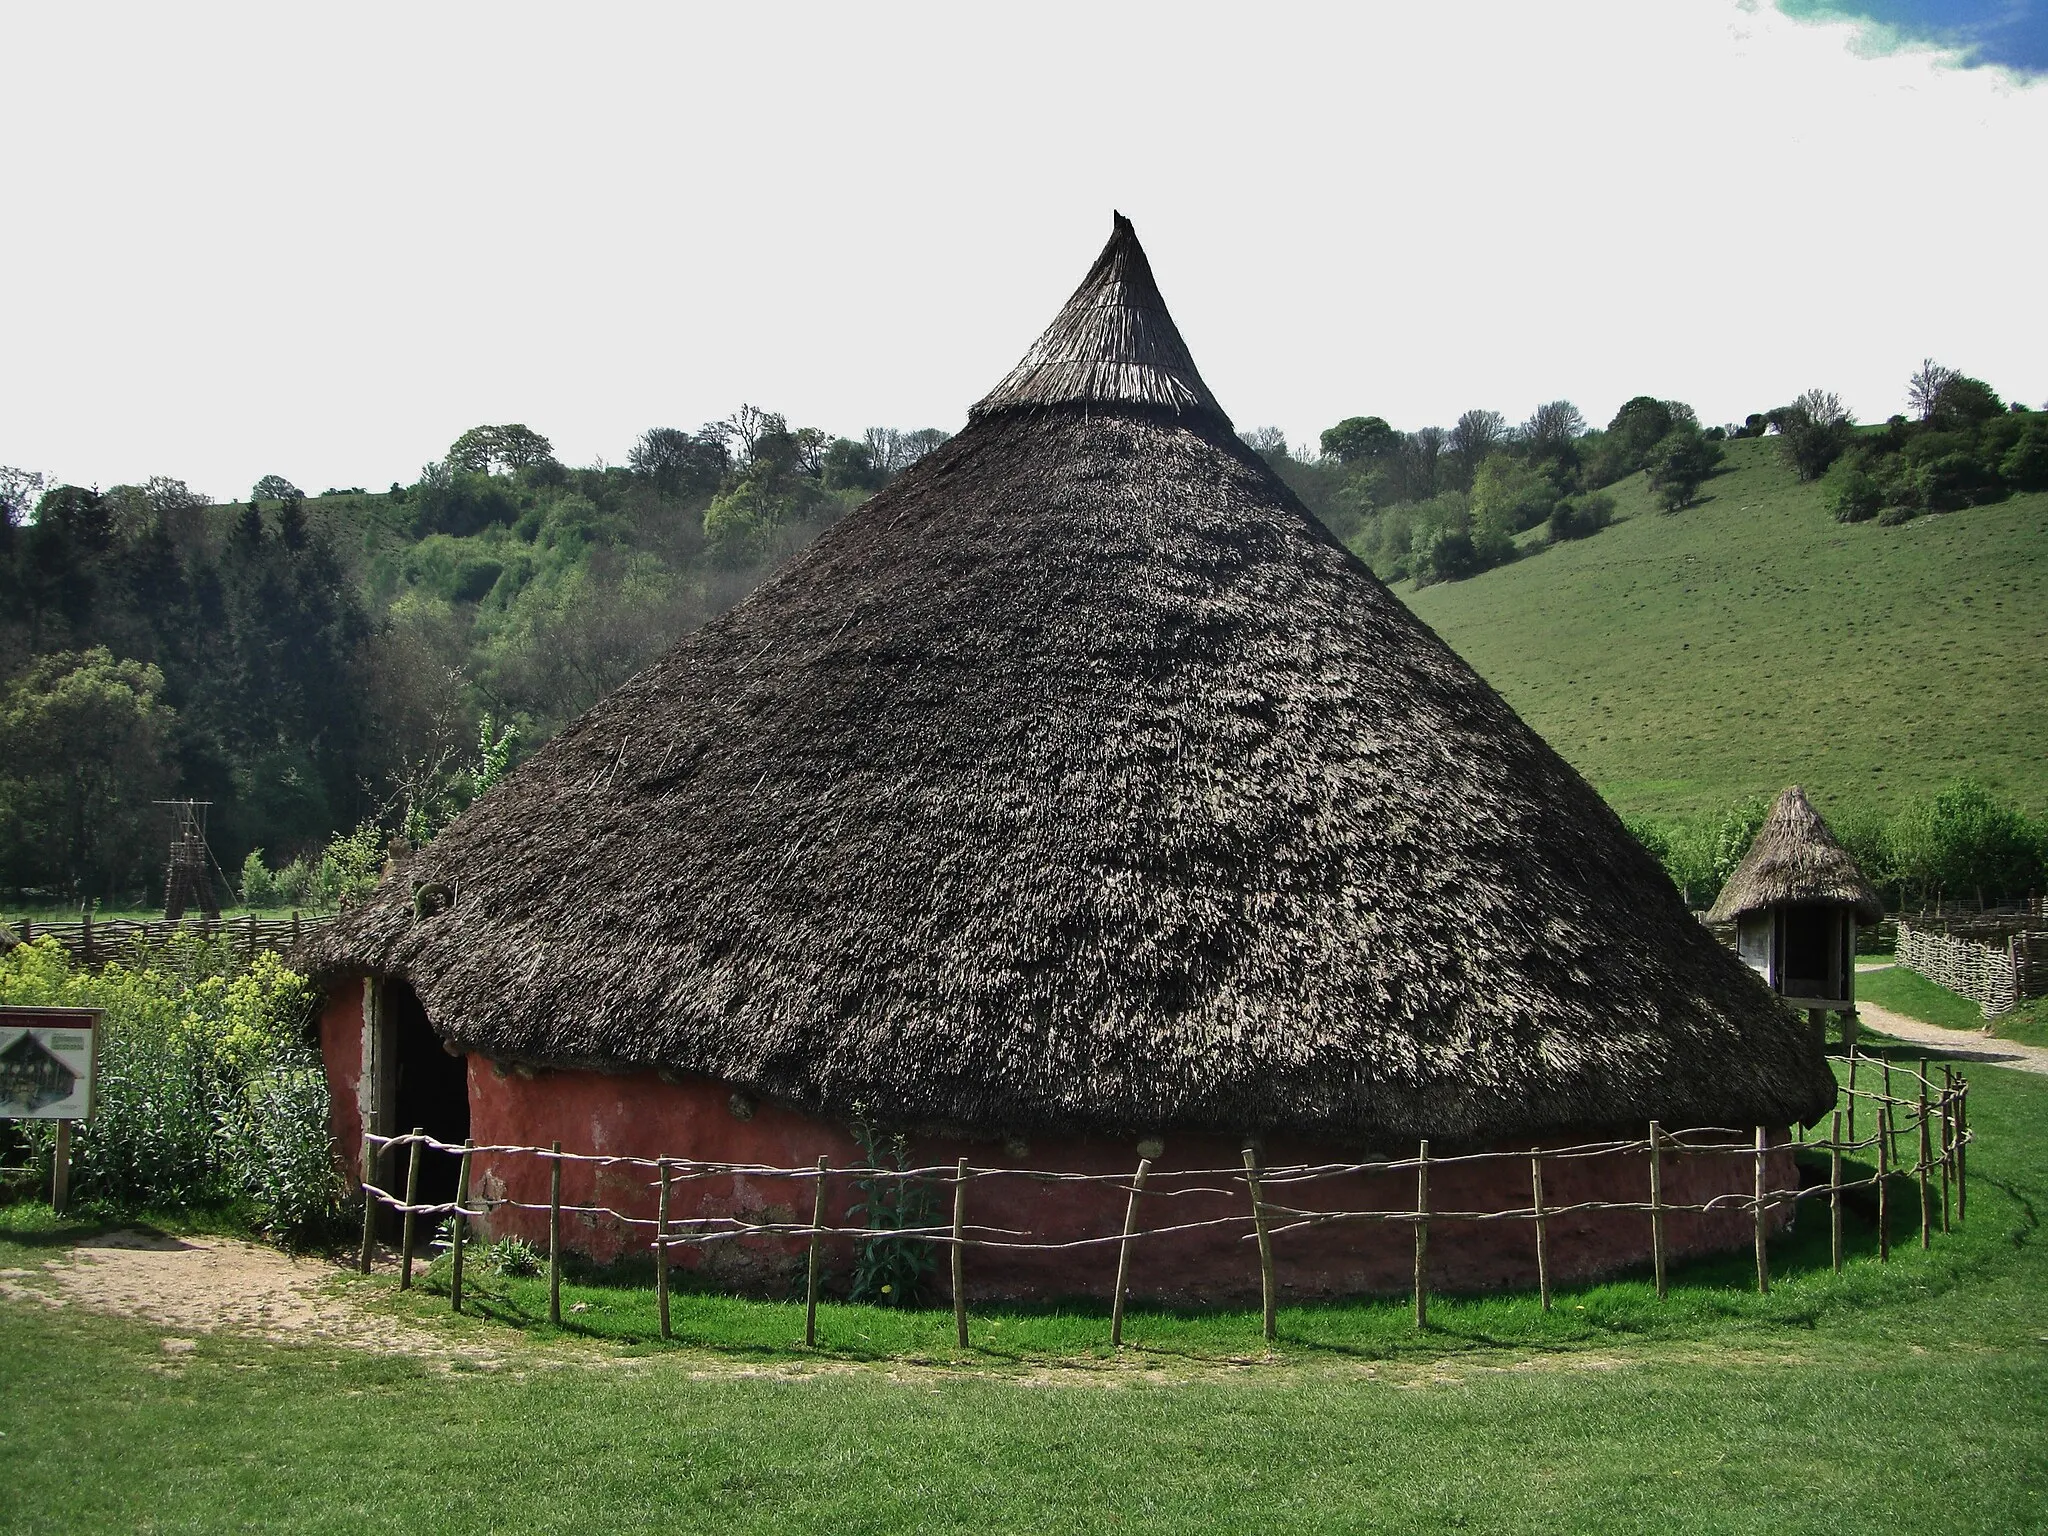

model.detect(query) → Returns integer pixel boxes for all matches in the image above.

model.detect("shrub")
[1916,452,2002,512]
[1547,492,1613,541]
[239,849,281,908]
[1775,390,1854,481]
[2000,426,2048,491]
[1823,460,1883,523]
[845,1106,938,1306]
[1645,429,1723,511]
[1876,503,1918,526]
[0,937,343,1242]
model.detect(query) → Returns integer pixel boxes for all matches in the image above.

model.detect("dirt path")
[1856,1001,2048,1076]
[0,1230,500,1363]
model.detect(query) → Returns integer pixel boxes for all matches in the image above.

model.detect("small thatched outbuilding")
[1709,785,1882,1025]
[305,216,1832,1301]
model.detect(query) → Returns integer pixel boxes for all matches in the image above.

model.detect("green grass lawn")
[4,1048,2045,1533]
[1857,964,1993,1030]
[1400,438,2048,821]
[1860,963,2048,1047]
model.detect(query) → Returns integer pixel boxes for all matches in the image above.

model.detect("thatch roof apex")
[971,213,1229,428]
[1707,787,1883,924]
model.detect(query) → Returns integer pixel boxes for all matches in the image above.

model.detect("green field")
[4,1047,2045,1533]
[1400,438,2048,820]
[1859,964,2048,1048]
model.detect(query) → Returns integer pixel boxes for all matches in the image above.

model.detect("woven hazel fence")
[1895,919,2043,1017]
[358,1055,1970,1348]
[8,912,330,967]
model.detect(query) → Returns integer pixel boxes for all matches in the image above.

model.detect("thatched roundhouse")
[307,216,1831,1301]
[1710,785,1882,1019]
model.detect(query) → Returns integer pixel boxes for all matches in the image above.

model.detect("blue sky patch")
[1777,1,2048,72]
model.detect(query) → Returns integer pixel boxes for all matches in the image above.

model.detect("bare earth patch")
[17,1230,499,1366]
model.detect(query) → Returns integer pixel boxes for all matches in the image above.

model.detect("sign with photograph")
[0,1007,100,1120]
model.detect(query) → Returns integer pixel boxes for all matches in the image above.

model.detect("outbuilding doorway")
[380,980,470,1224]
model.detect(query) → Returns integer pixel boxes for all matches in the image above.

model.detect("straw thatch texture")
[307,219,1832,1142]
[971,213,1229,427]
[1707,786,1883,925]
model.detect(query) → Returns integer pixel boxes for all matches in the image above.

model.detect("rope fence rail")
[357,1054,1970,1349]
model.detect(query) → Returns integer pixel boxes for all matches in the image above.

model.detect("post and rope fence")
[351,1060,1970,1350]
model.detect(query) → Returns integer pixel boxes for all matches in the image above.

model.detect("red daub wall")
[319,983,1795,1303]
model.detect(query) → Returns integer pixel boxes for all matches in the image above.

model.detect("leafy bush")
[1645,429,1723,511]
[1823,460,1883,523]
[1547,492,1614,541]
[319,822,384,910]
[483,1236,544,1277]
[0,937,343,1243]
[1775,390,1855,481]
[845,1106,938,1306]
[239,849,281,908]
[1999,425,2048,490]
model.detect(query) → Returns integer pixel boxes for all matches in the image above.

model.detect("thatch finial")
[971,213,1230,427]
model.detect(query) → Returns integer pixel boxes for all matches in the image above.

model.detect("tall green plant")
[844,1104,939,1307]
[0,936,344,1242]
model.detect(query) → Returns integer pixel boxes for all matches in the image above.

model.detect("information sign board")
[0,1007,100,1120]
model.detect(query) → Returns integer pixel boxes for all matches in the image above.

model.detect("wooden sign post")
[0,1007,102,1212]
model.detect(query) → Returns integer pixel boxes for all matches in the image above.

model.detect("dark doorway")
[386,980,470,1220]
[1781,908,1836,999]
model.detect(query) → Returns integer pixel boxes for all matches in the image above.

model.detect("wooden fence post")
[1648,1121,1667,1302]
[804,1156,828,1348]
[1876,1103,1891,1263]
[1530,1156,1551,1313]
[292,910,301,947]
[1828,1110,1844,1275]
[1881,1060,1895,1165]
[1845,1048,1858,1146]
[451,1139,473,1313]
[398,1128,424,1291]
[1917,1078,1933,1251]
[52,1119,71,1213]
[1752,1127,1769,1297]
[358,1136,377,1274]
[1110,1156,1153,1347]
[951,1157,971,1351]
[655,1159,671,1341]
[1939,1067,1954,1235]
[80,909,94,968]
[245,912,257,959]
[1956,1079,1968,1223]
[1242,1144,1276,1344]
[1414,1139,1431,1331]
[548,1140,563,1326]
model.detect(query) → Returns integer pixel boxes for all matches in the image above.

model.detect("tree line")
[0,410,948,905]
[1253,360,2044,586]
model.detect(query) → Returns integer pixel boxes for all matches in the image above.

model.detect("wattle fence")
[5,912,332,967]
[359,1053,1969,1349]
[1896,919,2044,1017]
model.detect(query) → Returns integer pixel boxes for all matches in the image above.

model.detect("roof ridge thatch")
[1707,786,1883,924]
[304,216,1833,1142]
[971,213,1229,428]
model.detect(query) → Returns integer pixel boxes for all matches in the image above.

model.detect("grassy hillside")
[1399,436,2048,820]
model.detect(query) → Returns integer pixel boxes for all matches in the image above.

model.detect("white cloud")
[1,0,2042,495]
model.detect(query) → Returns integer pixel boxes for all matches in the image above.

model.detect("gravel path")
[1856,1001,2048,1076]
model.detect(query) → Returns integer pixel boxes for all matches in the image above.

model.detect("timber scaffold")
[358,1057,1969,1348]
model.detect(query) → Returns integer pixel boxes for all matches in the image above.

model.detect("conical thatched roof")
[1707,787,1883,925]
[307,217,1832,1141]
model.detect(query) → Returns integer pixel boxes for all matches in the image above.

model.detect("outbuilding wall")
[318,982,1796,1303]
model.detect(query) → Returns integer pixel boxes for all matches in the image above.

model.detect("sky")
[3,0,2044,500]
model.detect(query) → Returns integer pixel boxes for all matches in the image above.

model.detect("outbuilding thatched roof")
[1707,787,1883,925]
[306,216,1833,1141]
